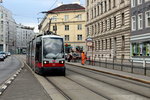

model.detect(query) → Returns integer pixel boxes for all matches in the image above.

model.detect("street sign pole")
[86,37,93,65]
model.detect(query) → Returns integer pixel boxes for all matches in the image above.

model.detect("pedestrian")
[81,51,86,65]
[67,53,72,62]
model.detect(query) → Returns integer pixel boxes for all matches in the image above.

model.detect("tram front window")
[43,38,64,59]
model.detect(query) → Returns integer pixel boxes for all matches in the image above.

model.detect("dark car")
[0,54,4,61]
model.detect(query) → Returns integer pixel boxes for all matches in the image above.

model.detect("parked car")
[0,54,4,61]
[6,52,11,56]
[0,51,7,58]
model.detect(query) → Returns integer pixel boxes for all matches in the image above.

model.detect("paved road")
[0,56,22,85]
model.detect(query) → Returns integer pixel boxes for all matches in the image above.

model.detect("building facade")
[0,5,16,53]
[86,0,130,59]
[39,3,86,52]
[16,24,35,54]
[131,0,150,60]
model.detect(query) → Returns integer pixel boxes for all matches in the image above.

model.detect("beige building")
[39,4,86,52]
[86,0,130,59]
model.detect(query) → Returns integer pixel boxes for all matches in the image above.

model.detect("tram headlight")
[59,60,65,64]
[43,61,49,64]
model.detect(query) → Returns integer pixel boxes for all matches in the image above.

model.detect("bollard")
[143,59,146,76]
[89,56,91,65]
[105,58,107,68]
[131,59,133,73]
[121,59,123,71]
[99,56,100,67]
[113,58,114,69]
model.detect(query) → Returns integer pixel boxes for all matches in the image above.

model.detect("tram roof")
[41,35,63,38]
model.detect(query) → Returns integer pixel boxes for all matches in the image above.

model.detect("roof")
[48,4,85,13]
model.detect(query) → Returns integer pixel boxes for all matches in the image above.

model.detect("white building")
[0,5,16,53]
[16,24,35,54]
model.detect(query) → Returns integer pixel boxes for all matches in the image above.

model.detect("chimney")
[57,2,63,6]
[72,0,80,5]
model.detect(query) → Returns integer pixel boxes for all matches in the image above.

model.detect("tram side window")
[36,41,42,62]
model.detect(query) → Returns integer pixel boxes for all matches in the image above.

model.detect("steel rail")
[67,68,150,99]
[45,77,72,100]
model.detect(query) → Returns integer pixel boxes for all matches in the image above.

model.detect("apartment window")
[52,16,57,21]
[77,14,82,20]
[132,16,136,31]
[95,41,97,50]
[95,24,97,34]
[114,16,116,28]
[105,20,107,31]
[108,0,111,10]
[109,18,112,30]
[87,12,89,21]
[98,41,100,50]
[101,21,103,32]
[87,0,89,6]
[122,36,125,50]
[65,25,69,30]
[1,13,3,19]
[92,9,94,19]
[101,2,103,14]
[110,38,111,49]
[145,11,150,27]
[105,39,107,49]
[121,13,125,26]
[104,1,107,12]
[94,7,96,17]
[137,0,142,5]
[87,27,89,36]
[102,40,104,50]
[77,24,82,30]
[65,35,69,41]
[64,15,69,21]
[113,0,116,8]
[1,21,3,32]
[98,23,100,33]
[97,5,100,16]
[53,25,57,31]
[138,14,143,29]
[92,25,94,35]
[77,35,82,40]
[131,0,136,7]
[120,0,124,3]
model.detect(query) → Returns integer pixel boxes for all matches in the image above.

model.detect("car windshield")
[43,37,64,59]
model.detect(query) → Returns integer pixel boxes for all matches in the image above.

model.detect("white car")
[6,52,11,56]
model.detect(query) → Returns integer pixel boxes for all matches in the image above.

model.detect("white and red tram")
[26,34,65,76]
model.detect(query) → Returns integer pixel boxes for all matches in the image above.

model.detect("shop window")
[132,42,150,57]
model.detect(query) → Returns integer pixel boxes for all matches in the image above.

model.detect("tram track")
[66,64,150,87]
[45,77,72,100]
[45,76,109,100]
[66,67,150,99]
[19,55,150,99]
[64,77,111,100]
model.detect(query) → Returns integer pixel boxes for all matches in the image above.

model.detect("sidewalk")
[66,62,150,84]
[0,66,51,100]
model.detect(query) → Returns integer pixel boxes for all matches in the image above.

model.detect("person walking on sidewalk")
[81,51,86,65]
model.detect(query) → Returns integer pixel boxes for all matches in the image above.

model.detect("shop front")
[131,34,150,59]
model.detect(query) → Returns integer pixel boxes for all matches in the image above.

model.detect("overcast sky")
[1,0,85,32]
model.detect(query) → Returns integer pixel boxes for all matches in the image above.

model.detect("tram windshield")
[43,37,64,59]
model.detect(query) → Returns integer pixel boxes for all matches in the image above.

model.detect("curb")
[0,67,23,96]
[66,63,150,84]
[0,56,24,96]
